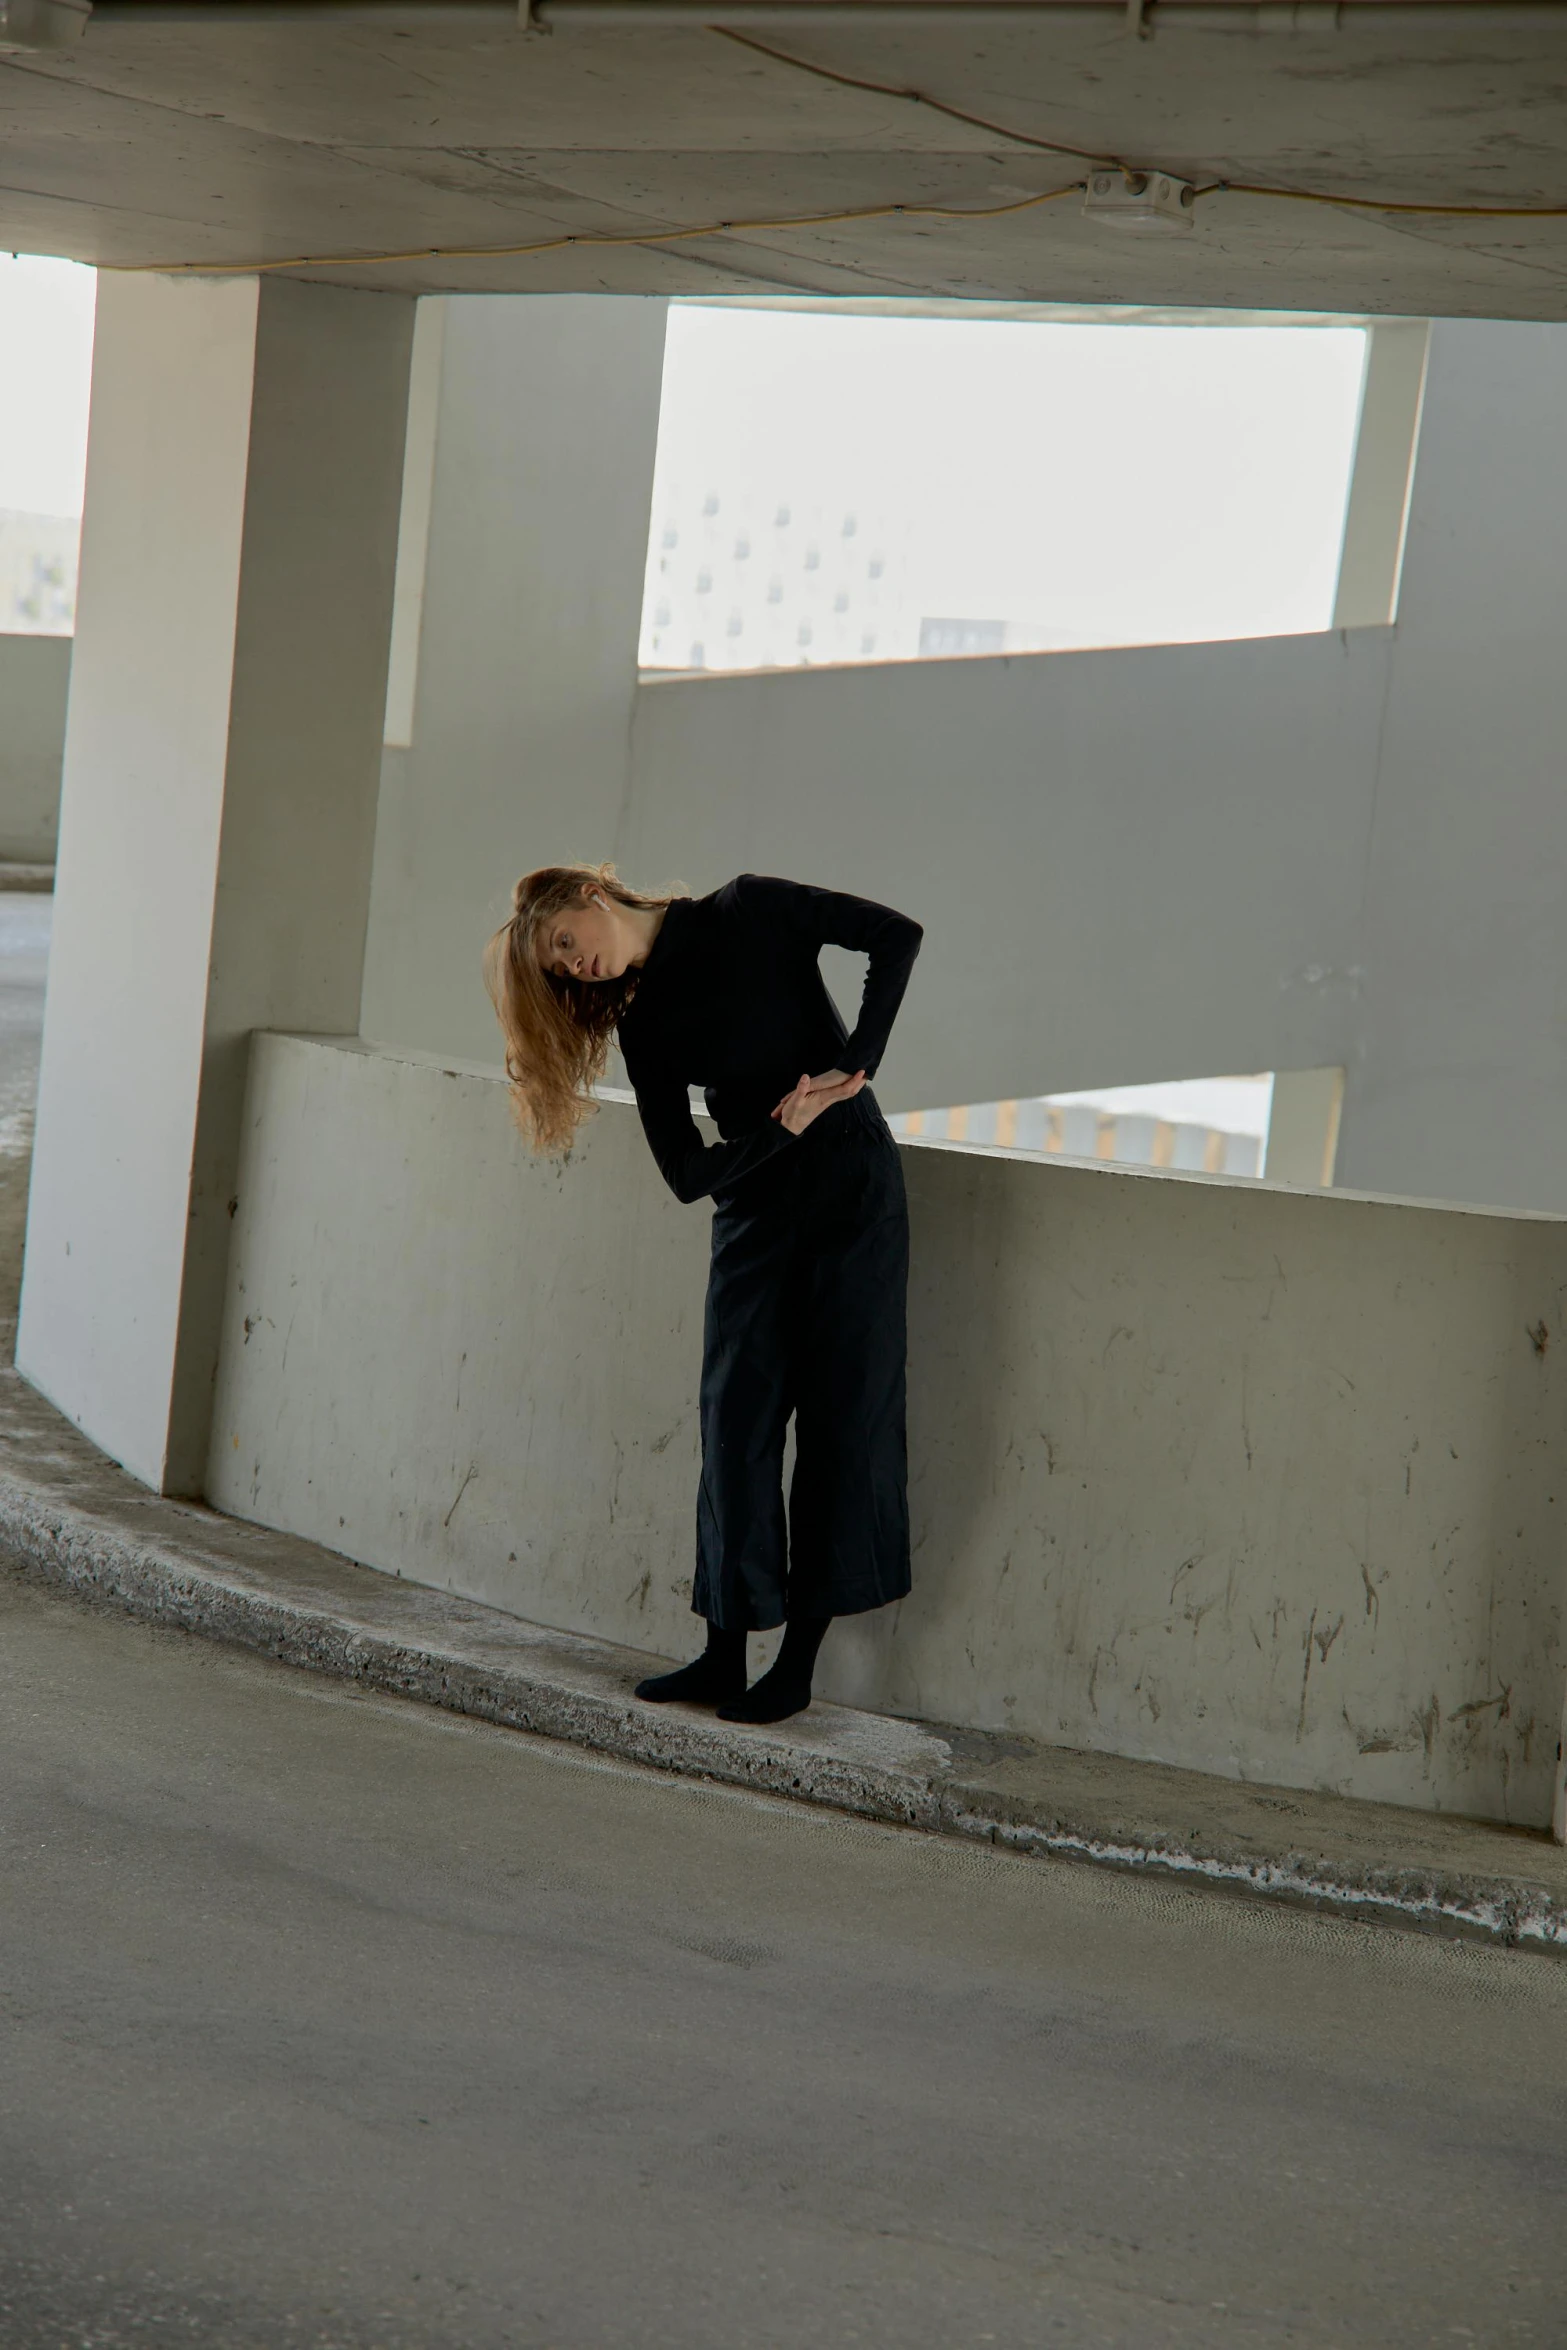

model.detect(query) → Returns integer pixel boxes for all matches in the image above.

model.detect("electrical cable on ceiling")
[1213,181,1567,217]
[134,181,1086,275]
[128,167,1567,276]
[716,23,1123,169]
[123,19,1567,274]
[715,23,1567,217]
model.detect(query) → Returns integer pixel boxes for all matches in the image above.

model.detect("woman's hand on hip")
[772,1069,866,1135]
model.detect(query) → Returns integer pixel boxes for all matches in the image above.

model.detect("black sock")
[634,1621,747,1705]
[717,1614,831,1726]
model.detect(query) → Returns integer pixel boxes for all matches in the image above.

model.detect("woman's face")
[536,888,626,985]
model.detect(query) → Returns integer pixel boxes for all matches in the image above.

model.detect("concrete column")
[19,271,414,1493]
[382,296,447,753]
[1263,1067,1344,1187]
[1337,320,1567,1214]
[1331,320,1429,633]
[359,295,669,1064]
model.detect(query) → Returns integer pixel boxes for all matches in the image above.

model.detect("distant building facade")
[639,479,1109,678]
[888,1098,1264,1179]
[0,511,79,635]
[640,480,911,674]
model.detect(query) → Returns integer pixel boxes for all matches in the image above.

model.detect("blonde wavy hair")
[483,862,684,1154]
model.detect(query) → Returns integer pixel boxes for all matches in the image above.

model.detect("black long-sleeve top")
[616,874,923,1204]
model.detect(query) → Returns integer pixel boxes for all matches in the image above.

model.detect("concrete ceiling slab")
[3,8,1567,313]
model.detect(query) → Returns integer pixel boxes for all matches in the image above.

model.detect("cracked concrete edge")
[960,1811,1567,1951]
[3,1464,1566,1953]
[0,1475,951,1827]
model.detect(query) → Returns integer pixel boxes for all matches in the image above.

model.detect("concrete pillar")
[18,271,414,1493]
[382,297,447,753]
[1332,320,1429,633]
[1337,320,1567,1214]
[1263,1067,1344,1187]
[359,295,669,1064]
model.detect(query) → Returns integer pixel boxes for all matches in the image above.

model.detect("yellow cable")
[133,166,1567,279]
[720,26,1567,220]
[716,24,1122,170]
[1221,180,1567,219]
[121,20,1567,279]
[129,182,1083,276]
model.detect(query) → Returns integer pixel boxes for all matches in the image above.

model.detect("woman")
[485,864,923,1726]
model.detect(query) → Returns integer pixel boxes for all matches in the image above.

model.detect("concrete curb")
[1,1370,1565,1954]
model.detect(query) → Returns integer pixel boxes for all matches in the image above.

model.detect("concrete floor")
[3,894,1567,2347]
[3,1572,1567,2349]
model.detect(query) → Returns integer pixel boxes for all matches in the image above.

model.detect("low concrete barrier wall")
[210,1033,1567,1828]
[0,633,68,864]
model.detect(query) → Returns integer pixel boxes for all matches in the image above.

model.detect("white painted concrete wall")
[212,1033,1567,1829]
[20,311,1563,1211]
[355,307,1567,1220]
[624,321,1567,1212]
[20,274,413,1492]
[23,273,261,1486]
[0,633,68,862]
[1331,320,1428,632]
[1339,321,1567,1215]
[623,630,1390,1118]
[360,295,669,1062]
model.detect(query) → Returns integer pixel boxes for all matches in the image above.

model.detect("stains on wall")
[213,1043,1567,1832]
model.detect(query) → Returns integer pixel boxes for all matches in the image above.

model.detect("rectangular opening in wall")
[639,305,1369,679]
[888,1072,1340,1187]
[0,256,95,638]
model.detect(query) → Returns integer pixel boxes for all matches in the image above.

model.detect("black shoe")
[715,1663,813,1726]
[634,1628,745,1707]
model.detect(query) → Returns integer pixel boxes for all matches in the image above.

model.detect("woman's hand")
[772,1068,867,1135]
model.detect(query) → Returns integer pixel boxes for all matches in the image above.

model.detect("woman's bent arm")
[732,874,923,1078]
[626,1050,796,1204]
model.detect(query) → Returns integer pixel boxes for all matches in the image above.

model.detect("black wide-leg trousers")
[694,1092,912,1632]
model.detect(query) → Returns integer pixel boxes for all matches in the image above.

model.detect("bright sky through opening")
[641,306,1368,674]
[0,256,97,519]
